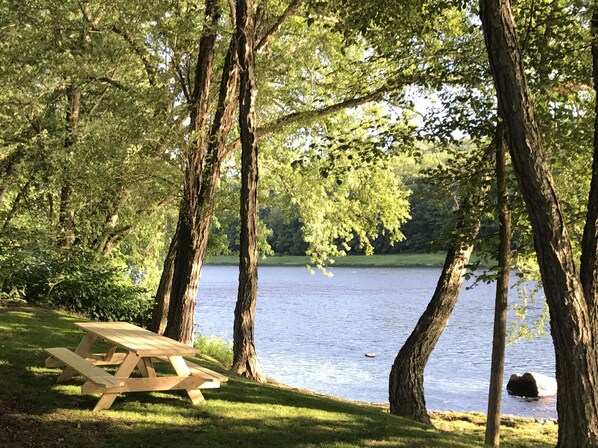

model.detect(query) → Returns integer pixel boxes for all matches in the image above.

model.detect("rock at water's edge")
[506,372,557,398]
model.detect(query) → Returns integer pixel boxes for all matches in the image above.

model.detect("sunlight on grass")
[0,307,556,448]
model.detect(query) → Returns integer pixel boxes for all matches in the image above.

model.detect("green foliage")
[0,243,152,325]
[0,0,185,323]
[194,335,234,368]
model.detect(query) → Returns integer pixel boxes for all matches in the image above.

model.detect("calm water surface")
[195,265,556,419]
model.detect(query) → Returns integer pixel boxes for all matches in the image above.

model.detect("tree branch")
[89,76,129,90]
[110,25,157,86]
[224,86,387,156]
[256,0,303,54]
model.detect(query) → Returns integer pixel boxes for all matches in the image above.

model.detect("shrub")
[0,243,153,326]
[194,335,233,368]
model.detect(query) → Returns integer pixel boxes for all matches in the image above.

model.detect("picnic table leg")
[56,333,97,383]
[104,344,117,362]
[168,356,206,405]
[93,352,140,411]
[140,358,156,378]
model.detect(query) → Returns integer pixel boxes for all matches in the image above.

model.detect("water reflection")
[196,265,556,418]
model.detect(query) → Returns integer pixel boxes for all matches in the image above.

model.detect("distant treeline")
[215,181,454,256]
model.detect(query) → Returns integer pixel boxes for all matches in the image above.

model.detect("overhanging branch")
[256,0,303,54]
[225,86,387,156]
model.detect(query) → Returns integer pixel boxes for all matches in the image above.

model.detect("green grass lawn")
[207,253,448,267]
[0,306,556,447]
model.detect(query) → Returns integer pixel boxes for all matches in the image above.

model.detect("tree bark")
[580,8,598,328]
[388,212,479,424]
[58,85,80,247]
[232,0,265,382]
[255,0,303,54]
[156,10,240,343]
[0,147,24,206]
[151,221,179,334]
[161,0,221,345]
[1,179,32,234]
[480,0,598,445]
[485,125,511,447]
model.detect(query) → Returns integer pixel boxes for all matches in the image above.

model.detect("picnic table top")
[75,321,199,357]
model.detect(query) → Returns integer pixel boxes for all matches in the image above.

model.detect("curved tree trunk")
[480,0,598,445]
[388,215,479,424]
[160,0,221,344]
[485,126,511,447]
[1,179,32,234]
[232,0,265,382]
[156,15,240,343]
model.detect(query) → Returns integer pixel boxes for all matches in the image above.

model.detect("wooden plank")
[75,333,97,357]
[46,332,98,376]
[104,344,117,362]
[168,356,206,405]
[152,356,228,383]
[185,360,229,383]
[45,356,65,368]
[46,352,127,368]
[92,351,140,411]
[75,322,198,356]
[57,333,99,382]
[75,322,195,355]
[87,352,128,366]
[45,348,124,388]
[142,358,156,378]
[82,376,220,394]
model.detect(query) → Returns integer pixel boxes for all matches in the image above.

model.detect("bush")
[194,335,233,368]
[0,243,153,326]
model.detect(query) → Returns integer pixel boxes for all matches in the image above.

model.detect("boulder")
[506,372,557,398]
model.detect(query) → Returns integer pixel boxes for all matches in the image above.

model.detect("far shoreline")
[205,253,449,268]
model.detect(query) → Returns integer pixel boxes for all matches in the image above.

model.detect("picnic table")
[44,321,228,411]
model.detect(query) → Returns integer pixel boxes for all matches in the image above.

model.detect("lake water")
[195,265,556,419]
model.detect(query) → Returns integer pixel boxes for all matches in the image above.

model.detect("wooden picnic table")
[45,321,228,411]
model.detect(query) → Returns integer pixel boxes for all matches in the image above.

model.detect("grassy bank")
[0,306,556,447]
[207,253,447,267]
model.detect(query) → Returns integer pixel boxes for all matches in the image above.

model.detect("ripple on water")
[196,265,556,418]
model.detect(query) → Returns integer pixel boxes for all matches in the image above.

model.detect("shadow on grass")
[0,307,552,448]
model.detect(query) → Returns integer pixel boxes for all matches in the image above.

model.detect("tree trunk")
[151,221,179,333]
[160,0,221,345]
[155,9,240,342]
[0,148,23,206]
[485,126,511,447]
[164,212,206,344]
[1,179,32,234]
[389,210,480,423]
[479,0,598,445]
[232,0,265,382]
[580,7,598,328]
[58,85,80,247]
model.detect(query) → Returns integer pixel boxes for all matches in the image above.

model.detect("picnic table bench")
[44,321,228,411]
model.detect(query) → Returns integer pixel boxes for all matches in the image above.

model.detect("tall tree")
[232,0,265,382]
[580,5,598,327]
[388,145,492,423]
[388,222,478,423]
[480,0,598,445]
[152,0,413,340]
[161,0,223,344]
[485,126,511,447]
